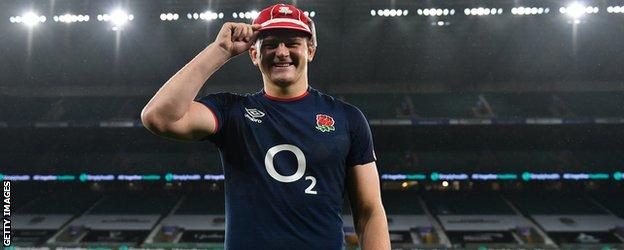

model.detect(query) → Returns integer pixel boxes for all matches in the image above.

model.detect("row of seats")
[376,150,623,172]
[2,150,620,173]
[1,92,623,121]
[343,92,624,119]
[0,152,222,173]
[15,190,623,217]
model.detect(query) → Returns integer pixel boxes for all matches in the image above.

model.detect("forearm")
[356,207,391,250]
[141,43,230,124]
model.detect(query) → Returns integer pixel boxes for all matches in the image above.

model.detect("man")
[141,4,390,249]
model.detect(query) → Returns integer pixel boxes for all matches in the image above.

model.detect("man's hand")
[214,22,261,58]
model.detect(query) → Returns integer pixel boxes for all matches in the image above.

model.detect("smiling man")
[141,4,389,250]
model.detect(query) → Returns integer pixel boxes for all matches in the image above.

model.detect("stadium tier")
[508,192,609,215]
[507,192,624,247]
[2,92,624,122]
[378,150,623,173]
[423,192,515,215]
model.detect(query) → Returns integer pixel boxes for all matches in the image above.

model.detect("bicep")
[346,161,384,215]
[159,101,217,141]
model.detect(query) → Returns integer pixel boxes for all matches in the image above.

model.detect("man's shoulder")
[312,88,366,121]
[312,89,357,109]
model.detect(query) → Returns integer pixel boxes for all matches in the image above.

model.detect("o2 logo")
[264,144,317,195]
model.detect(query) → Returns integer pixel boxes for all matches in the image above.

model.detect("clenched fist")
[214,22,261,58]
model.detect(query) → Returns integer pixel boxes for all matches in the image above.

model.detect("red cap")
[252,4,317,47]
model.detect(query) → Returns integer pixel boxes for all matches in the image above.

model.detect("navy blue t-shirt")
[194,86,376,250]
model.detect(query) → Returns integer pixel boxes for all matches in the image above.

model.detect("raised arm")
[140,23,260,141]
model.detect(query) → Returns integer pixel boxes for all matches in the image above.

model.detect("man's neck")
[263,80,309,99]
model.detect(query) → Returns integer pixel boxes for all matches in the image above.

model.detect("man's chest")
[230,102,350,161]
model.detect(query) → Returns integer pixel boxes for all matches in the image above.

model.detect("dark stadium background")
[1,0,623,249]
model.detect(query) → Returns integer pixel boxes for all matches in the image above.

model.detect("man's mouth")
[272,62,294,68]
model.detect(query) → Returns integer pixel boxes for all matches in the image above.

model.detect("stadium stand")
[2,93,624,122]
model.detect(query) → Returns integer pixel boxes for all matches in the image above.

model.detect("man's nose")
[275,43,289,58]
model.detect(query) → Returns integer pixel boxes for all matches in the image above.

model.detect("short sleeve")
[193,93,238,145]
[345,104,377,167]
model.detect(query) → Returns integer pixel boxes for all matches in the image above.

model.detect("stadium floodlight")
[564,3,586,18]
[464,7,503,16]
[606,6,623,13]
[372,9,406,17]
[188,11,221,21]
[417,8,454,17]
[432,21,449,26]
[159,13,180,21]
[310,11,315,17]
[250,10,260,19]
[232,10,258,20]
[560,3,599,22]
[110,10,132,26]
[14,12,46,26]
[54,14,89,23]
[98,9,133,30]
[512,7,550,15]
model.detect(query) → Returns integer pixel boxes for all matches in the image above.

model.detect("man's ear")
[249,44,259,66]
[307,42,317,62]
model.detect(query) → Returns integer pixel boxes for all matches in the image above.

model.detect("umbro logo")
[245,107,265,123]
[279,6,293,15]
